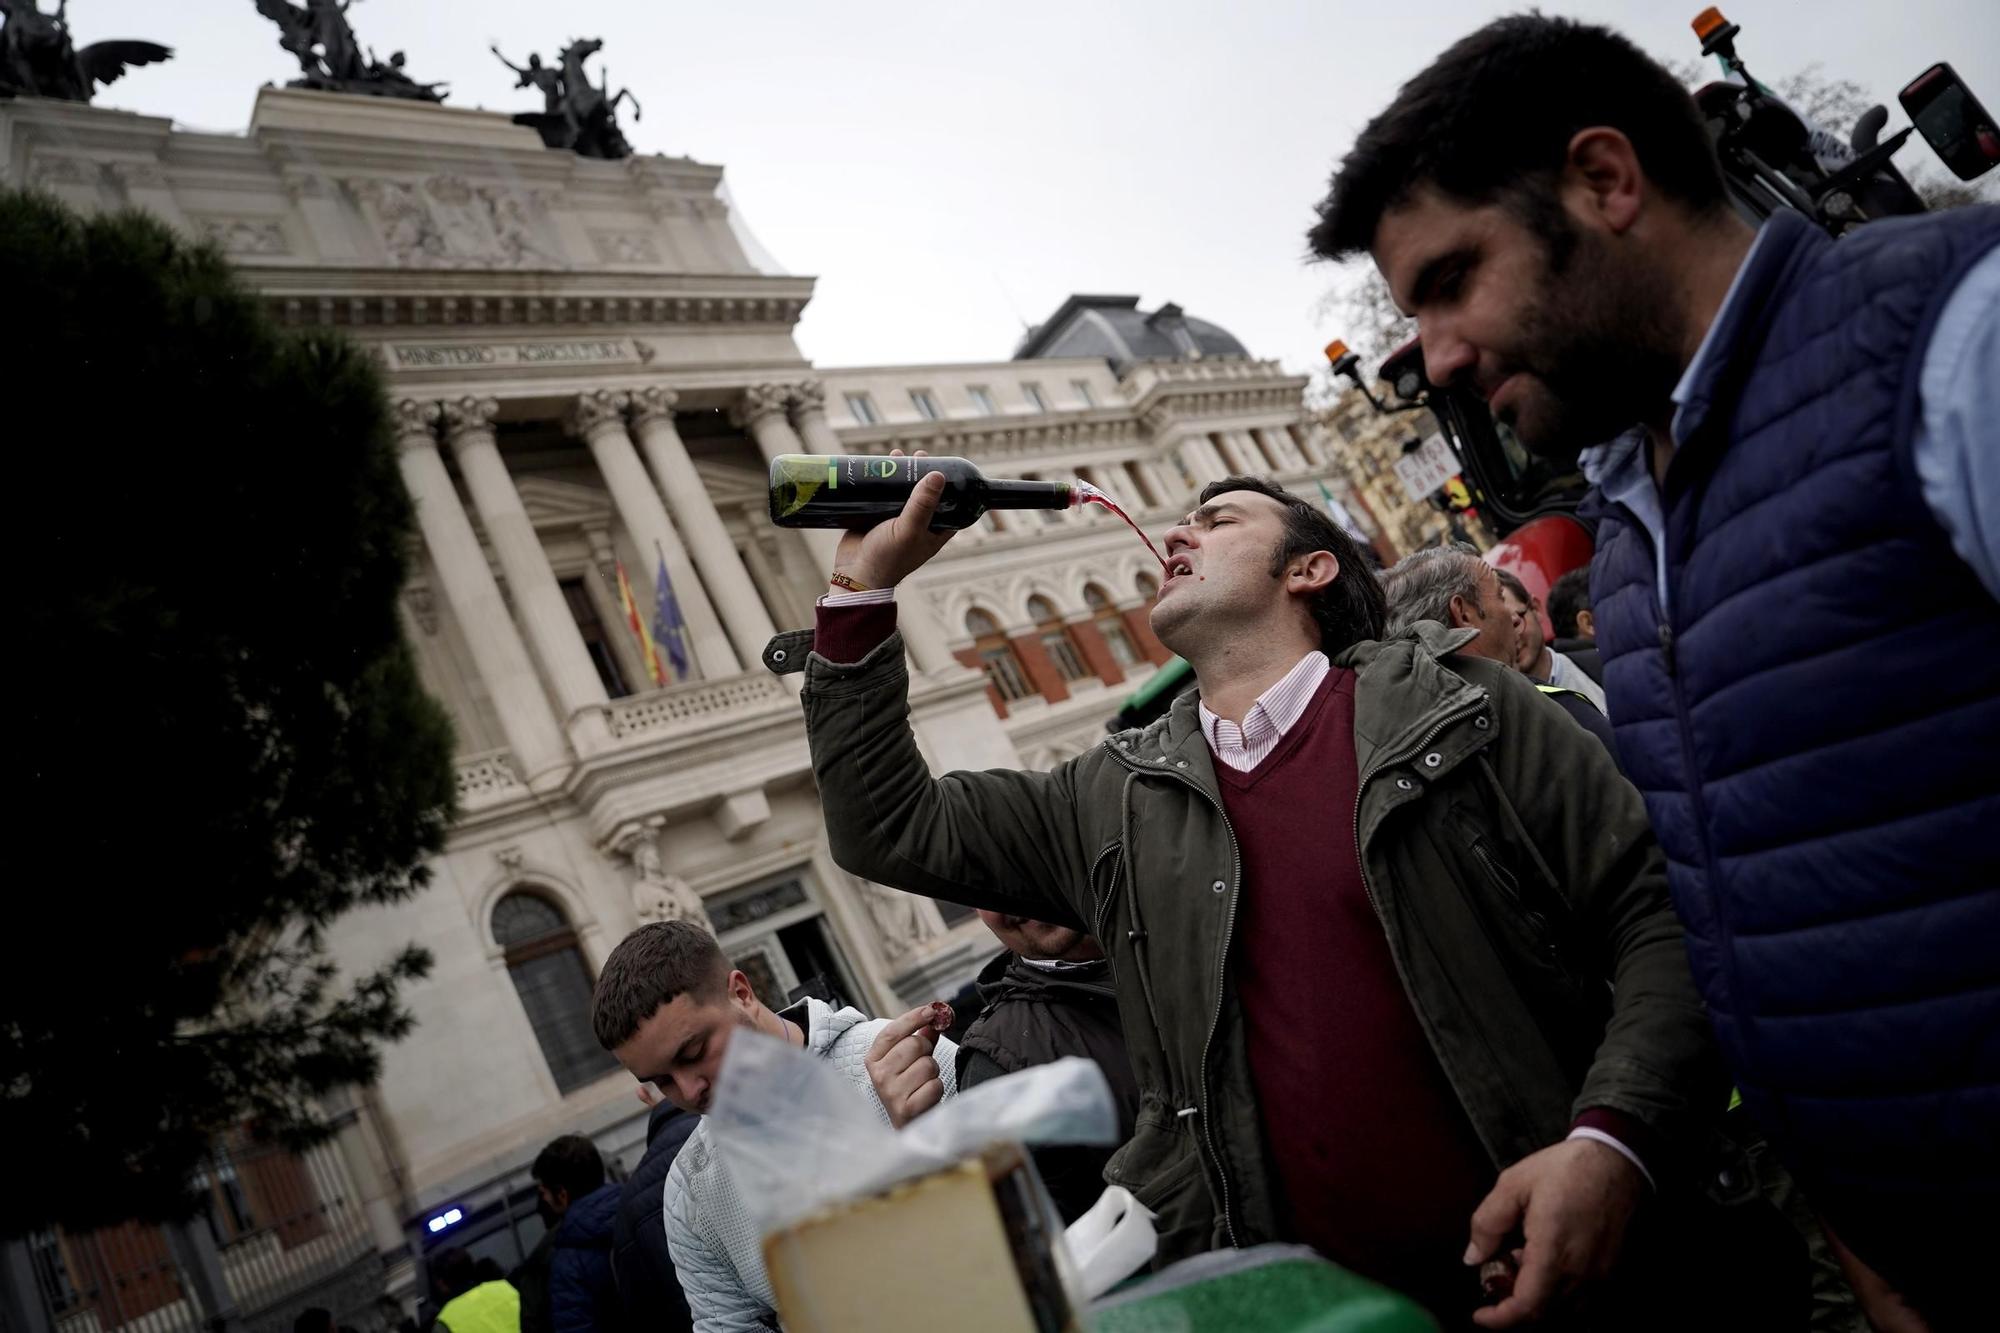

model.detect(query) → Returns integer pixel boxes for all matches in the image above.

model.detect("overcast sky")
[59,0,1998,374]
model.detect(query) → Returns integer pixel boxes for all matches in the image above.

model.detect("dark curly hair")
[1198,476,1387,656]
[1308,13,1727,260]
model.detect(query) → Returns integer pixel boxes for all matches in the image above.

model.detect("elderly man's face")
[1498,582,1545,673]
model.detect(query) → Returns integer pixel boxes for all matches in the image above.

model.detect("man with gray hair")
[1382,544,1618,766]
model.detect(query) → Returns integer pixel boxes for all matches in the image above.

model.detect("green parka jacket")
[766,619,1723,1262]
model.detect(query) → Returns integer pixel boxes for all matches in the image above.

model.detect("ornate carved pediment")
[514,476,615,531]
[691,459,769,513]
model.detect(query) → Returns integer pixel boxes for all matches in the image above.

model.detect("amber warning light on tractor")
[1691,8,1727,40]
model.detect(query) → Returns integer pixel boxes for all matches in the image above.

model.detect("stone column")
[571,389,740,680]
[1255,425,1306,471]
[1221,431,1264,474]
[736,387,956,674]
[1183,435,1231,482]
[442,397,611,750]
[630,388,778,666]
[393,401,570,786]
[734,384,840,568]
[734,383,810,466]
[787,379,845,456]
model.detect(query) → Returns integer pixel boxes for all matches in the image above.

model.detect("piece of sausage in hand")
[866,1002,951,1129]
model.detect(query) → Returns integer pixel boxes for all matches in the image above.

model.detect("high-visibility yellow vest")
[438,1280,520,1333]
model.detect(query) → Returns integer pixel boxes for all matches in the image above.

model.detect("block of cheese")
[763,1143,1078,1333]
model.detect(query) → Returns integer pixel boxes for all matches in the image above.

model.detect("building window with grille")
[844,392,879,424]
[1028,596,1092,683]
[492,890,618,1094]
[909,389,941,420]
[1022,382,1049,412]
[560,577,632,698]
[967,385,997,416]
[966,609,1033,702]
[1084,585,1139,667]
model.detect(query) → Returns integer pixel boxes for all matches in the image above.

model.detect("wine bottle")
[767,455,1079,531]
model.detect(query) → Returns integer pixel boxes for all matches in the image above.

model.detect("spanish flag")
[616,560,668,688]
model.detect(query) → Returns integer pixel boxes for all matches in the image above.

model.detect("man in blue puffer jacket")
[531,1135,627,1333]
[1309,14,1995,1329]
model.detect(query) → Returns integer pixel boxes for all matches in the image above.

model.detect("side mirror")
[1900,63,2000,180]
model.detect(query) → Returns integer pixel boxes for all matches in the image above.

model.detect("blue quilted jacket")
[549,1182,626,1333]
[1581,206,2000,1203]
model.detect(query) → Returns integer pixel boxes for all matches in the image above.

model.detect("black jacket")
[610,1101,696,1333]
[954,951,1140,1224]
[1550,637,1603,685]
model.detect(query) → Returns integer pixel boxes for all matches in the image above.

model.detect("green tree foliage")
[1,190,457,1235]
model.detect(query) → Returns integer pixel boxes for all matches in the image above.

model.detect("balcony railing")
[603,673,792,741]
[454,748,525,807]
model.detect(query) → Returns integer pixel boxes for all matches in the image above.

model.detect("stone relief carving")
[440,396,500,439]
[106,161,170,191]
[568,388,631,441]
[391,398,441,444]
[344,176,558,269]
[30,155,94,186]
[856,881,938,963]
[611,821,708,928]
[629,386,680,429]
[731,382,793,430]
[786,380,827,416]
[198,217,290,256]
[591,230,663,265]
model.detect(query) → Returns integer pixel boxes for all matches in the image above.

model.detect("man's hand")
[833,449,956,591]
[1465,1137,1646,1328]
[865,1002,949,1129]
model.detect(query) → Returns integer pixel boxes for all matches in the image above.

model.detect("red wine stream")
[1076,481,1168,571]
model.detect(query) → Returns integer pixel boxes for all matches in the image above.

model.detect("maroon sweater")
[1219,668,1493,1311]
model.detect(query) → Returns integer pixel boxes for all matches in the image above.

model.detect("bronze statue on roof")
[492,37,641,160]
[251,0,444,101]
[0,0,172,102]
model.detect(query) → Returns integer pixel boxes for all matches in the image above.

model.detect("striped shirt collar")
[1198,651,1330,771]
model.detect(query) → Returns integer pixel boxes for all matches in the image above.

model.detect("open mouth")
[1163,553,1195,583]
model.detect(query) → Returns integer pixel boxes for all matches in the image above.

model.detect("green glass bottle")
[768,454,1078,531]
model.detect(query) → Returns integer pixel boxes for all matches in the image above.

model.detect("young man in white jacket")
[591,920,958,1333]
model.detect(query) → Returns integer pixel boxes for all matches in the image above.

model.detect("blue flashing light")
[426,1206,464,1234]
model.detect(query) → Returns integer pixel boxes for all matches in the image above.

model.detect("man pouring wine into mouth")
[761,451,1791,1328]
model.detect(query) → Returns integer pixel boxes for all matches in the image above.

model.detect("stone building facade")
[3,87,1383,1313]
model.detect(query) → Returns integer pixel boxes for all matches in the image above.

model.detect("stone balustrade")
[602,673,793,741]
[455,748,526,806]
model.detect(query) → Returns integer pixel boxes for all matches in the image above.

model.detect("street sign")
[1393,434,1459,503]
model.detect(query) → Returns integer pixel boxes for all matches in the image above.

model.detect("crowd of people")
[412,11,1992,1333]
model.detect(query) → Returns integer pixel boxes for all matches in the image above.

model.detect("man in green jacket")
[767,468,1746,1327]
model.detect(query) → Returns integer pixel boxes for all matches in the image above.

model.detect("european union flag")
[652,550,691,678]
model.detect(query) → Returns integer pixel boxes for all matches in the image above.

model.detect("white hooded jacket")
[662,998,959,1333]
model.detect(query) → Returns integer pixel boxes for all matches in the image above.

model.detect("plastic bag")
[706,1028,1119,1238]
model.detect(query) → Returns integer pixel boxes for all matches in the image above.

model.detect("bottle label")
[771,455,914,518]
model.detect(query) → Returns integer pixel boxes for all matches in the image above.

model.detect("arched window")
[1135,572,1160,602]
[1084,585,1139,668]
[1028,596,1091,683]
[966,609,1034,702]
[493,890,618,1094]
